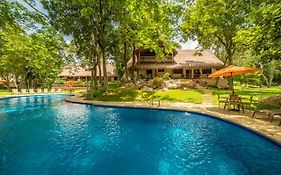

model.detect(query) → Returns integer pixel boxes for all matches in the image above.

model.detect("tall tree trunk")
[93,64,98,90]
[86,77,89,98]
[3,76,12,92]
[123,42,128,80]
[227,50,234,92]
[131,46,136,83]
[100,45,108,91]
[97,53,102,85]
[15,75,21,92]
[89,68,95,98]
[259,62,276,88]
[215,77,220,88]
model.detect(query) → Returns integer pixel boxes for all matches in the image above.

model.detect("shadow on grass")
[211,87,281,110]
[88,88,204,103]
[91,88,156,102]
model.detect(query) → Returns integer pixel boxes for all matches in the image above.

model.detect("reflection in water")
[0,95,281,175]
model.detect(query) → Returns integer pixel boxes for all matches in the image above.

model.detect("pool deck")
[64,95,281,145]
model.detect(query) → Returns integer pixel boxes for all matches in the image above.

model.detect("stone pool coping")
[0,93,68,99]
[64,95,281,146]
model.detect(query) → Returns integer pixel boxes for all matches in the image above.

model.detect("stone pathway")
[202,88,213,105]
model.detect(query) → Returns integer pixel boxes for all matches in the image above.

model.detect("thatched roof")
[128,50,223,69]
[59,64,117,77]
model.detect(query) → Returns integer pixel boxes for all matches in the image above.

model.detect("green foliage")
[0,89,12,96]
[162,72,171,80]
[152,77,164,89]
[234,51,281,87]
[235,1,281,62]
[54,78,64,84]
[181,0,252,65]
[0,0,65,90]
[87,82,204,104]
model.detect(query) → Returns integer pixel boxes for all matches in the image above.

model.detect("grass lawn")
[211,86,281,109]
[88,82,204,104]
[0,89,12,96]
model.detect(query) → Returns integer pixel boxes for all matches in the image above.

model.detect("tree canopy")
[0,0,280,92]
[0,0,65,91]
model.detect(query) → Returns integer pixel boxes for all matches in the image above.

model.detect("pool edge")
[64,96,281,147]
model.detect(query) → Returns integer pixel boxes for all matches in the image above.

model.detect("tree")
[0,0,65,91]
[181,0,254,89]
[236,0,281,62]
[234,0,281,87]
[42,0,180,93]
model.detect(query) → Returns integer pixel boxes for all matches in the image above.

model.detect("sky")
[19,0,199,50]
[180,39,199,49]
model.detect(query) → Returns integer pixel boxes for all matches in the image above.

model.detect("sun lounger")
[29,89,34,93]
[252,109,281,122]
[37,89,43,94]
[21,89,27,94]
[44,88,49,93]
[33,88,38,93]
[26,89,30,94]
[12,89,18,94]
[51,88,55,93]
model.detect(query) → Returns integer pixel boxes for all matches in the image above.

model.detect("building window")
[193,69,201,78]
[193,69,200,74]
[158,69,164,72]
[174,69,183,74]
[202,69,212,74]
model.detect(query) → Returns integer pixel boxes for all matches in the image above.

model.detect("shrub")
[153,77,164,89]
[162,72,171,80]
[54,78,64,84]
[146,80,154,88]
[179,81,193,88]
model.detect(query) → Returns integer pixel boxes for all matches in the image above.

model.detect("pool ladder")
[150,97,161,108]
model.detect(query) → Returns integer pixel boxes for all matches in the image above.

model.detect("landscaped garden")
[87,81,204,104]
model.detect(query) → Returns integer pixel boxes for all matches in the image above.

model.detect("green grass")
[87,83,204,104]
[211,86,281,109]
[0,89,12,96]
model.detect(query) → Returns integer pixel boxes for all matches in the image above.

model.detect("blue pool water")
[0,95,281,175]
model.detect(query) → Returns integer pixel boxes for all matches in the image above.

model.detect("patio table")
[224,95,245,113]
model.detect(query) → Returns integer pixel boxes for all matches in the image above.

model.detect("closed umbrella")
[208,65,260,94]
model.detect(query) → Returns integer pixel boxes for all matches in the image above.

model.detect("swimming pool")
[0,95,280,175]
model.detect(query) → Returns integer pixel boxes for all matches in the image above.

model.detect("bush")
[179,81,193,88]
[153,77,164,89]
[162,72,171,80]
[54,78,64,84]
[146,80,154,88]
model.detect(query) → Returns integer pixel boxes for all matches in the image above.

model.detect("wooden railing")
[139,55,173,63]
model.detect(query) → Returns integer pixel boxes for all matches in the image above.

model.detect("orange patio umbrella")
[63,80,77,86]
[0,80,6,85]
[208,65,260,94]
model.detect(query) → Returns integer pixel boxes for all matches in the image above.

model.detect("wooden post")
[183,67,186,79]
